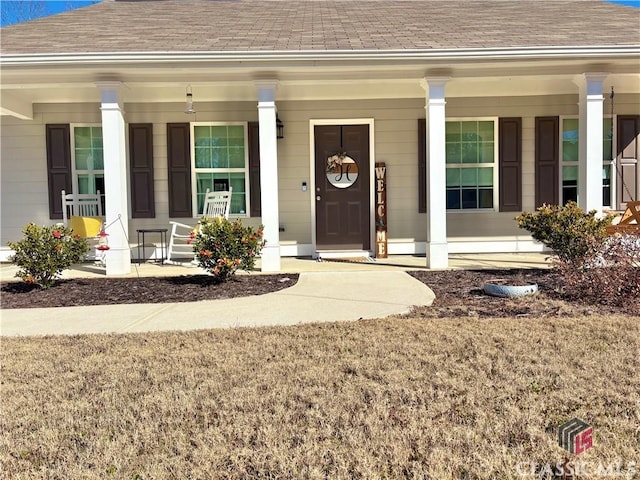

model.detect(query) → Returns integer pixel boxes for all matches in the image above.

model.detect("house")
[1,0,639,275]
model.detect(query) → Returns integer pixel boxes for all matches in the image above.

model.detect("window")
[72,126,105,205]
[192,123,249,216]
[445,120,497,210]
[560,117,614,207]
[561,118,579,204]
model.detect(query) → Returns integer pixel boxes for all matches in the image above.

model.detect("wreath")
[327,152,348,173]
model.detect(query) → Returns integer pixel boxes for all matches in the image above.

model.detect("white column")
[255,80,281,272]
[421,77,449,269]
[577,73,607,214]
[96,81,131,275]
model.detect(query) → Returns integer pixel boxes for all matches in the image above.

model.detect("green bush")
[192,217,265,282]
[8,223,89,288]
[515,202,611,262]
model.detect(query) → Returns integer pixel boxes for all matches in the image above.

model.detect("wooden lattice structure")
[606,201,640,236]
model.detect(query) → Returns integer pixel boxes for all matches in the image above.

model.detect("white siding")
[1,114,49,245]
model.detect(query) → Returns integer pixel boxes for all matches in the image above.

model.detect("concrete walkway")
[1,271,435,336]
[0,253,549,337]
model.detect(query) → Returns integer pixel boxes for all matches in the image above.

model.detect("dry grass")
[2,315,639,479]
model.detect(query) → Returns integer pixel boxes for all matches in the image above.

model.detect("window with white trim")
[445,119,497,210]
[192,123,249,216]
[71,125,105,203]
[560,117,614,207]
[561,118,579,204]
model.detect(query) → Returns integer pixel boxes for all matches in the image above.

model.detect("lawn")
[2,314,638,479]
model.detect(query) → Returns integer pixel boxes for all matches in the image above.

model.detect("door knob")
[316,195,321,201]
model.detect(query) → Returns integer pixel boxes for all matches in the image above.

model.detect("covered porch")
[1,53,639,276]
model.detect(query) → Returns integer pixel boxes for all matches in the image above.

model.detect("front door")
[314,124,370,250]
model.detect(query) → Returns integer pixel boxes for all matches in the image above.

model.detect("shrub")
[192,217,265,282]
[553,234,640,306]
[8,223,89,288]
[515,202,611,262]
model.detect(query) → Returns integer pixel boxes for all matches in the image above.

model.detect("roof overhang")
[1,45,639,118]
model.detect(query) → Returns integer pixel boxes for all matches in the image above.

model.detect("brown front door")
[314,124,370,250]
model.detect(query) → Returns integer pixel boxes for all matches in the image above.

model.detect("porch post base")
[260,244,281,272]
[105,247,132,276]
[426,242,448,269]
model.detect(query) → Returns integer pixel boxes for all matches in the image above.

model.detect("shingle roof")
[1,0,639,56]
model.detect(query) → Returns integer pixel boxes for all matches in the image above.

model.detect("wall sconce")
[184,85,196,114]
[276,113,284,139]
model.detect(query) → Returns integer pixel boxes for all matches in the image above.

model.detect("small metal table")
[136,228,168,264]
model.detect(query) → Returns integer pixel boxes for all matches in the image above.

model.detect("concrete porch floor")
[0,252,551,282]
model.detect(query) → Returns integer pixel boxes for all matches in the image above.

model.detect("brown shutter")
[129,123,155,218]
[248,121,261,217]
[167,123,192,218]
[616,115,640,209]
[46,124,72,219]
[535,116,559,207]
[418,118,426,213]
[498,117,522,212]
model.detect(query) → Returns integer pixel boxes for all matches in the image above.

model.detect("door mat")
[319,256,376,263]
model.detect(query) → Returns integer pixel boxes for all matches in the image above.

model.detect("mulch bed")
[407,269,639,318]
[0,274,297,309]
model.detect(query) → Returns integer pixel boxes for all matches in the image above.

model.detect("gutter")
[1,46,639,66]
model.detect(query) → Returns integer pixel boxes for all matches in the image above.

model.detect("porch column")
[96,81,131,275]
[576,73,608,214]
[421,77,449,269]
[255,80,281,272]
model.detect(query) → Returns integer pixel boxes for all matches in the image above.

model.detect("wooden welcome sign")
[375,162,387,258]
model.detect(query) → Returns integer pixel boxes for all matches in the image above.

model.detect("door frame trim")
[309,118,376,256]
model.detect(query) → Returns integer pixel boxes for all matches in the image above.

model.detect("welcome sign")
[375,162,387,258]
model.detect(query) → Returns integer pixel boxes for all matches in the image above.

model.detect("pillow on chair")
[70,216,103,238]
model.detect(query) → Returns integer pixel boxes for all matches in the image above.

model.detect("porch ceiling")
[1,55,639,110]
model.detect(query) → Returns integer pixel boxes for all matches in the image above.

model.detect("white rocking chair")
[165,188,232,265]
[61,190,105,262]
[62,190,103,223]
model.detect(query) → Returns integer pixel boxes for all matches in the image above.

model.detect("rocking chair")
[61,190,103,233]
[165,188,233,265]
[61,190,105,261]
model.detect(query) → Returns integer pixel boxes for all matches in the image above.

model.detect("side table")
[137,228,168,264]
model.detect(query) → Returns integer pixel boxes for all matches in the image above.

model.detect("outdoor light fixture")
[184,85,196,114]
[276,113,284,139]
